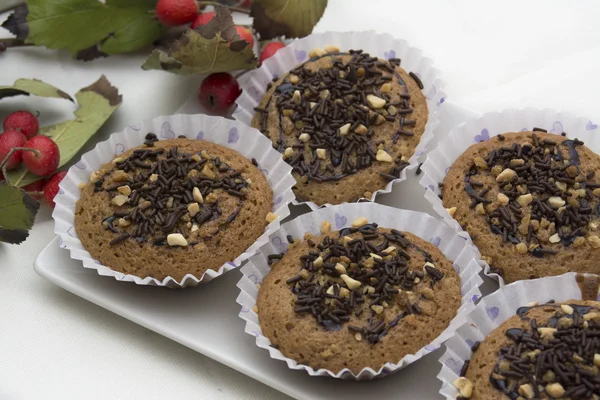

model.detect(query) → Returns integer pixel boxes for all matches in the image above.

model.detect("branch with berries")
[1,0,326,64]
[0,76,122,245]
[1,1,326,116]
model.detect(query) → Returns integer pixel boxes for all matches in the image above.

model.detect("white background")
[2,0,600,399]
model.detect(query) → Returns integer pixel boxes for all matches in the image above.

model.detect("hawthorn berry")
[260,42,286,64]
[43,171,68,207]
[22,135,60,177]
[3,110,39,139]
[198,73,241,116]
[0,130,27,170]
[156,0,198,26]
[190,11,215,29]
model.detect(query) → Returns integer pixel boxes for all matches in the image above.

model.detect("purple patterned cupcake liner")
[233,31,446,210]
[52,114,296,288]
[437,272,600,399]
[418,108,600,286]
[236,202,483,379]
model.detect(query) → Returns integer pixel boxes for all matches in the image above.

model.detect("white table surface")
[2,1,600,399]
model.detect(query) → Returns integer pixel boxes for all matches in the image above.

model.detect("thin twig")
[197,1,251,13]
[0,38,33,48]
[0,147,39,186]
[25,191,44,197]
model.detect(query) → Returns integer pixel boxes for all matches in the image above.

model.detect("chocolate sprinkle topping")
[275,224,444,344]
[486,302,600,399]
[96,134,250,246]
[258,50,423,184]
[463,132,600,258]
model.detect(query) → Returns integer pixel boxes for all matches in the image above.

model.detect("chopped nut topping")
[376,149,393,163]
[366,94,386,109]
[453,377,473,398]
[167,233,187,247]
[496,168,517,183]
[589,235,600,248]
[187,202,200,217]
[352,217,368,227]
[515,242,528,254]
[192,187,203,203]
[338,123,351,136]
[354,124,368,135]
[340,274,361,290]
[298,133,311,142]
[111,195,129,206]
[321,220,332,234]
[265,212,277,223]
[516,193,533,207]
[112,170,131,182]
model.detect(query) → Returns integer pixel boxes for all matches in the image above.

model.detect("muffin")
[257,219,461,374]
[455,300,600,399]
[251,47,428,205]
[442,130,600,283]
[75,136,273,281]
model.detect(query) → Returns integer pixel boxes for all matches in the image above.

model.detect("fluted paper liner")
[236,203,483,379]
[233,31,446,209]
[437,273,600,399]
[418,108,600,285]
[52,114,296,288]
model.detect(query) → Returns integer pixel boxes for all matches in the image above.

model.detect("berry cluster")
[0,110,66,207]
[154,0,287,116]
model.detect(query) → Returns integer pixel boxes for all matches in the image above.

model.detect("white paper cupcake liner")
[233,31,446,209]
[53,114,296,288]
[437,272,600,399]
[236,202,483,379]
[418,108,600,285]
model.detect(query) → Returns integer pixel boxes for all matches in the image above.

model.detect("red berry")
[42,171,67,208]
[3,110,39,139]
[190,11,215,29]
[198,73,241,116]
[22,136,60,177]
[0,130,27,170]
[242,0,252,6]
[234,26,254,48]
[260,42,286,64]
[23,179,45,200]
[155,0,198,26]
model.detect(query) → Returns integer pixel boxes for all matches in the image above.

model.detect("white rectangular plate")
[35,101,489,399]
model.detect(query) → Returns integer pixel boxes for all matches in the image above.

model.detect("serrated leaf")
[6,75,122,188]
[1,3,29,40]
[25,0,167,58]
[0,78,73,101]
[0,184,40,244]
[251,0,327,40]
[141,7,257,75]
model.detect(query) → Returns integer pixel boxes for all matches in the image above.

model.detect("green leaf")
[26,0,167,57]
[0,78,73,101]
[141,7,258,75]
[6,75,122,188]
[0,183,40,244]
[251,0,327,40]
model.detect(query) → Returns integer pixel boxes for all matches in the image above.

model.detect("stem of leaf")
[196,1,251,14]
[0,38,33,50]
[0,148,40,186]
[26,191,44,197]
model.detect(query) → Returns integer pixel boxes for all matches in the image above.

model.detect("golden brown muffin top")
[252,49,428,205]
[443,130,600,283]
[258,221,461,374]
